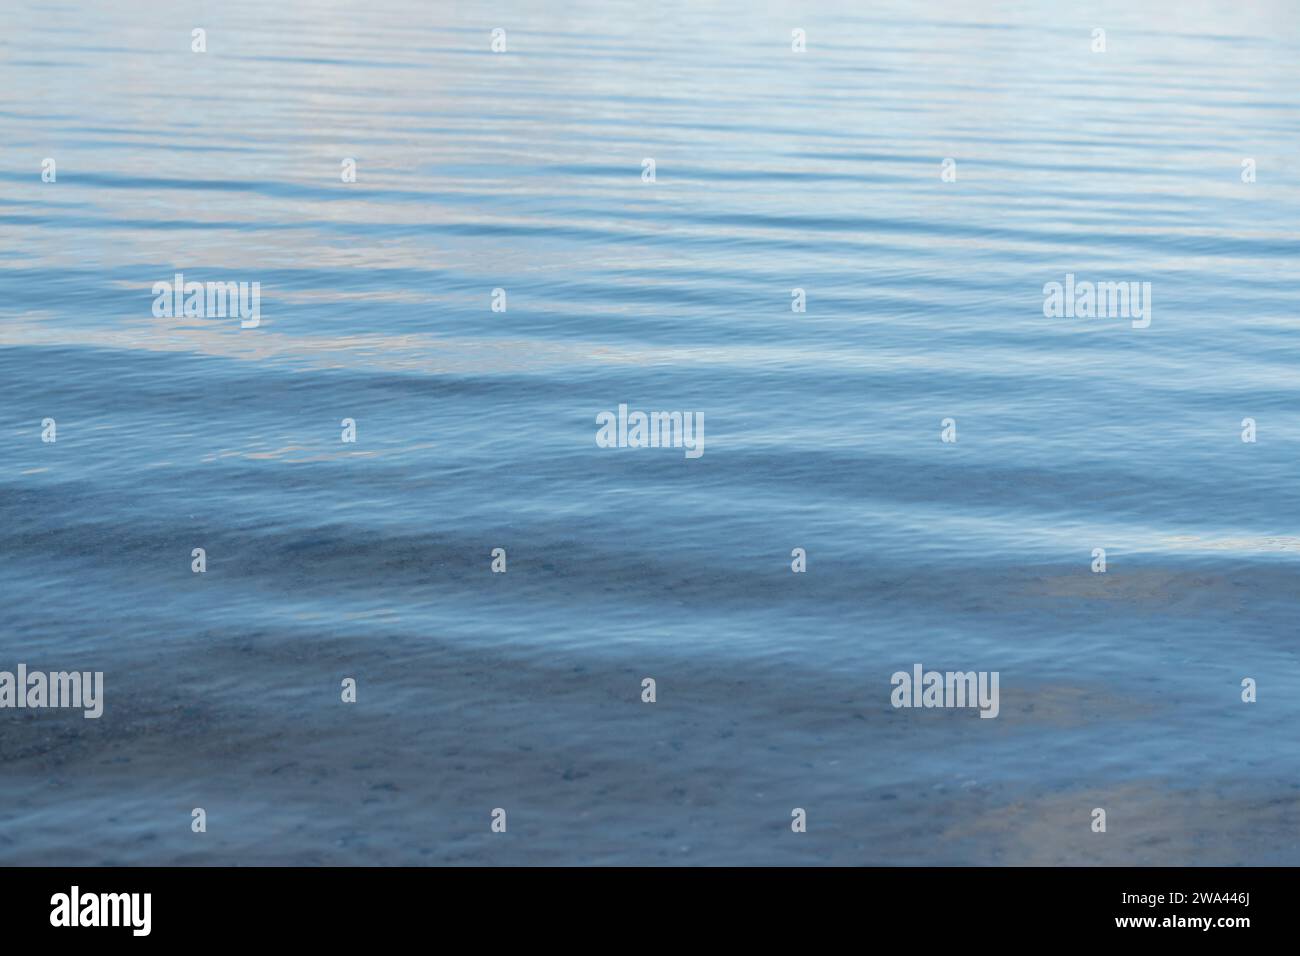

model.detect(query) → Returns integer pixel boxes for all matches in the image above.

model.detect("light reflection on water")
[1,0,1298,864]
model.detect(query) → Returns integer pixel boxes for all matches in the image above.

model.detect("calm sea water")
[1,0,1298,864]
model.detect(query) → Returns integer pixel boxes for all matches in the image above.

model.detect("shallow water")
[1,0,1298,864]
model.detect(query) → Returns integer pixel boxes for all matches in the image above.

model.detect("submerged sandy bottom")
[2,634,1295,866]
